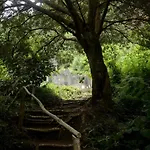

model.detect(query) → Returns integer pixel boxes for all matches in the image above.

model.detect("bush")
[86,109,150,150]
[113,76,150,115]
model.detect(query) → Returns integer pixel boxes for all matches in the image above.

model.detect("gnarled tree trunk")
[78,33,113,108]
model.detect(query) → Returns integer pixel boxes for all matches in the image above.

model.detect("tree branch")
[114,28,133,43]
[53,29,77,42]
[23,0,75,31]
[12,27,52,54]
[36,35,60,54]
[98,0,111,34]
[42,0,70,15]
[88,0,99,30]
[75,0,85,24]
[103,17,150,31]
[7,14,40,41]
[0,4,25,11]
[64,0,83,33]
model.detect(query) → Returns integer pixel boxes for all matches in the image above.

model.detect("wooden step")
[21,100,84,150]
[18,139,73,150]
[26,114,68,120]
[23,118,80,129]
[25,111,81,120]
[23,127,61,140]
[23,119,59,128]
[26,107,81,116]
[27,115,51,119]
[24,117,71,125]
[23,127,60,132]
[23,123,60,130]
[35,140,72,147]
[25,99,87,115]
[23,117,81,130]
[34,139,73,150]
[45,99,87,107]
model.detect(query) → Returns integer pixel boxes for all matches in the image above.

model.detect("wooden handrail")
[23,86,81,138]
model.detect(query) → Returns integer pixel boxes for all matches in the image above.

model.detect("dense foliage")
[0,0,150,150]
[84,43,150,150]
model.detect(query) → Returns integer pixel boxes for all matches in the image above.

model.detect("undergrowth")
[45,83,89,100]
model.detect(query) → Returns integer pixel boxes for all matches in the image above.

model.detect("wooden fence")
[23,86,81,150]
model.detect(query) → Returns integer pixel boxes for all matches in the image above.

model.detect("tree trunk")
[80,35,113,108]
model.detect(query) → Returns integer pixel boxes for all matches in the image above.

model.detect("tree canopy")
[0,1,150,150]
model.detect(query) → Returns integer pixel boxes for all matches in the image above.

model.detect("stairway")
[22,100,87,150]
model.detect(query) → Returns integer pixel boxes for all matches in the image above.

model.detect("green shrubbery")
[0,41,150,150]
[34,86,62,105]
[103,43,150,108]
[86,43,150,150]
[46,83,83,100]
[90,109,150,150]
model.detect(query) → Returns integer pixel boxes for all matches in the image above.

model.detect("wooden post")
[31,86,35,100]
[35,144,39,150]
[72,135,81,150]
[18,91,26,129]
[18,98,25,129]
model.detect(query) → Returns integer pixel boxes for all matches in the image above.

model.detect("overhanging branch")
[52,29,77,42]
[103,17,150,31]
[23,0,75,31]
[99,0,111,34]
[75,0,85,24]
[64,0,83,33]
[42,0,70,15]
[0,4,25,11]
[7,14,40,41]
[88,0,99,30]
[36,35,60,54]
[114,28,134,43]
